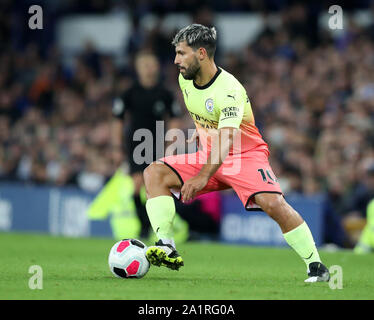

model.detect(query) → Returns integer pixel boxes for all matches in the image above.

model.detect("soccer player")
[143,24,330,282]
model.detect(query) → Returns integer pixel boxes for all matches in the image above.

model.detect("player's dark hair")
[172,24,217,58]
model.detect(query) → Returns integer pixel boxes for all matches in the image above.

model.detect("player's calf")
[255,193,330,283]
[255,193,303,233]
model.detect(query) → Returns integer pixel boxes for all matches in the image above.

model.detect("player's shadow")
[87,275,193,281]
[145,275,234,282]
[99,275,196,281]
[146,276,192,281]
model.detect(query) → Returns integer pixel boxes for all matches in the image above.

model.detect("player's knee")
[257,194,286,218]
[143,161,182,199]
[143,162,157,186]
[143,162,166,187]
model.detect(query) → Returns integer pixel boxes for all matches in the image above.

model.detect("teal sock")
[146,195,175,242]
[283,222,321,268]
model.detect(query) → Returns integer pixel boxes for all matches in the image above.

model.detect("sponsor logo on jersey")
[188,111,218,129]
[221,106,240,118]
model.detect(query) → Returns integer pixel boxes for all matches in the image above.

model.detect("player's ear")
[197,47,207,60]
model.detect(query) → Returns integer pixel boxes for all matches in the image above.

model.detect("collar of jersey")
[193,67,222,90]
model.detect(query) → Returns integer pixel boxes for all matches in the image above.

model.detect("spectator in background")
[111,50,181,238]
[344,163,374,218]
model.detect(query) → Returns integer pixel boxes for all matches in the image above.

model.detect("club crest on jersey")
[205,98,214,113]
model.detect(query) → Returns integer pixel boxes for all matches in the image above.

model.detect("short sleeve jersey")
[178,68,269,155]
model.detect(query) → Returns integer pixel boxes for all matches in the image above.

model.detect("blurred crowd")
[0,2,374,225]
[239,24,374,220]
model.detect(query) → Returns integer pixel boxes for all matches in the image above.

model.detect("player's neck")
[194,62,218,87]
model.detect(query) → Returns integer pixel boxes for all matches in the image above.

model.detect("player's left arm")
[181,89,244,202]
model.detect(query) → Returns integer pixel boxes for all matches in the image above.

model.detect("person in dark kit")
[111,50,181,238]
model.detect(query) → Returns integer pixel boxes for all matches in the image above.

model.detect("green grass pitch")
[1,232,374,300]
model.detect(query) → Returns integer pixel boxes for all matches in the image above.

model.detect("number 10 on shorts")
[257,168,277,184]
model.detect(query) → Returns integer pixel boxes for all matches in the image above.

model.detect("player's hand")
[186,129,199,144]
[181,174,209,203]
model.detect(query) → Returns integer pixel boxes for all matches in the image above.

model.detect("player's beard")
[180,56,200,80]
